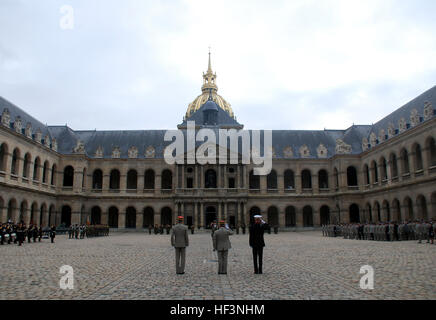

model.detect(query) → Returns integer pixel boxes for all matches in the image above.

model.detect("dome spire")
[207,47,212,73]
[202,49,217,93]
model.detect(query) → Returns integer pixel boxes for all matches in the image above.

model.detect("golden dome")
[186,52,235,119]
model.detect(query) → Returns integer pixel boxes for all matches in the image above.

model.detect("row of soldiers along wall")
[322,221,435,243]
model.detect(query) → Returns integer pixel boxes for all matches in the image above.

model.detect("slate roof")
[1,85,435,159]
[368,85,436,139]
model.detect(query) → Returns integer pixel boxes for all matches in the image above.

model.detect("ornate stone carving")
[317,144,327,158]
[44,135,50,148]
[335,139,351,154]
[95,146,104,158]
[271,147,277,158]
[423,101,434,120]
[128,146,138,159]
[73,140,85,154]
[398,118,407,133]
[410,108,419,127]
[369,132,377,146]
[25,123,32,138]
[145,146,156,158]
[1,108,10,127]
[283,146,293,159]
[387,122,395,138]
[34,128,42,144]
[299,145,310,158]
[13,116,22,133]
[362,137,369,152]
[378,129,386,143]
[52,138,58,152]
[112,146,121,159]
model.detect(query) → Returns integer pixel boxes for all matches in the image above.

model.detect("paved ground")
[0,231,435,300]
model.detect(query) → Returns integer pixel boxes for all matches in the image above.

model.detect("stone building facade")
[1,56,435,229]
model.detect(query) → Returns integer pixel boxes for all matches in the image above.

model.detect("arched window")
[143,207,154,228]
[349,204,360,223]
[320,205,330,225]
[318,169,329,189]
[400,149,410,175]
[92,169,103,190]
[347,166,358,186]
[127,169,138,190]
[301,169,312,189]
[413,143,423,171]
[303,206,313,227]
[91,206,102,225]
[249,170,260,189]
[267,206,279,226]
[11,148,19,175]
[126,207,137,228]
[371,160,378,183]
[382,201,390,221]
[267,170,277,189]
[0,143,7,172]
[42,161,49,183]
[285,206,296,227]
[416,195,428,220]
[51,164,57,186]
[161,170,172,190]
[427,137,436,167]
[63,166,74,187]
[33,157,40,181]
[61,205,72,227]
[389,153,398,179]
[205,169,217,188]
[364,164,370,185]
[109,169,120,190]
[23,153,31,178]
[379,157,387,181]
[284,170,295,190]
[161,207,172,225]
[108,207,119,228]
[144,169,155,189]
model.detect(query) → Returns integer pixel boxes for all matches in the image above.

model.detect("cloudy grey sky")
[0,0,435,131]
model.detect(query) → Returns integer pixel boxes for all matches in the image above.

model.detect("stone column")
[101,210,109,225]
[194,166,198,188]
[119,169,127,192]
[118,211,126,229]
[200,202,205,228]
[194,202,198,228]
[218,165,221,188]
[103,172,110,192]
[154,211,161,226]
[312,173,319,194]
[296,207,303,228]
[137,173,144,191]
[224,202,228,221]
[279,208,285,227]
[200,166,204,188]
[136,213,143,230]
[278,173,284,194]
[71,202,81,225]
[74,169,84,193]
[260,175,267,193]
[313,208,320,226]
[155,174,161,193]
[422,145,431,175]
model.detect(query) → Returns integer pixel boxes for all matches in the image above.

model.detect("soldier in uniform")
[50,225,56,243]
[249,215,268,274]
[148,224,152,235]
[171,216,189,275]
[213,220,233,274]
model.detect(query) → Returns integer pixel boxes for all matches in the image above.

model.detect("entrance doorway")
[205,206,217,228]
[186,216,193,226]
[229,216,236,228]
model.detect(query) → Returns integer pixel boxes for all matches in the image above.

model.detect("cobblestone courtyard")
[1,231,435,300]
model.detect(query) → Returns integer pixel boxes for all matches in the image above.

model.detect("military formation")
[68,224,110,239]
[1,221,56,245]
[322,220,435,244]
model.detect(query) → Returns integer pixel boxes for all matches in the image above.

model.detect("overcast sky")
[0,0,435,131]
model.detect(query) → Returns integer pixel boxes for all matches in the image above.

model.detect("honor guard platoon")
[322,220,435,244]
